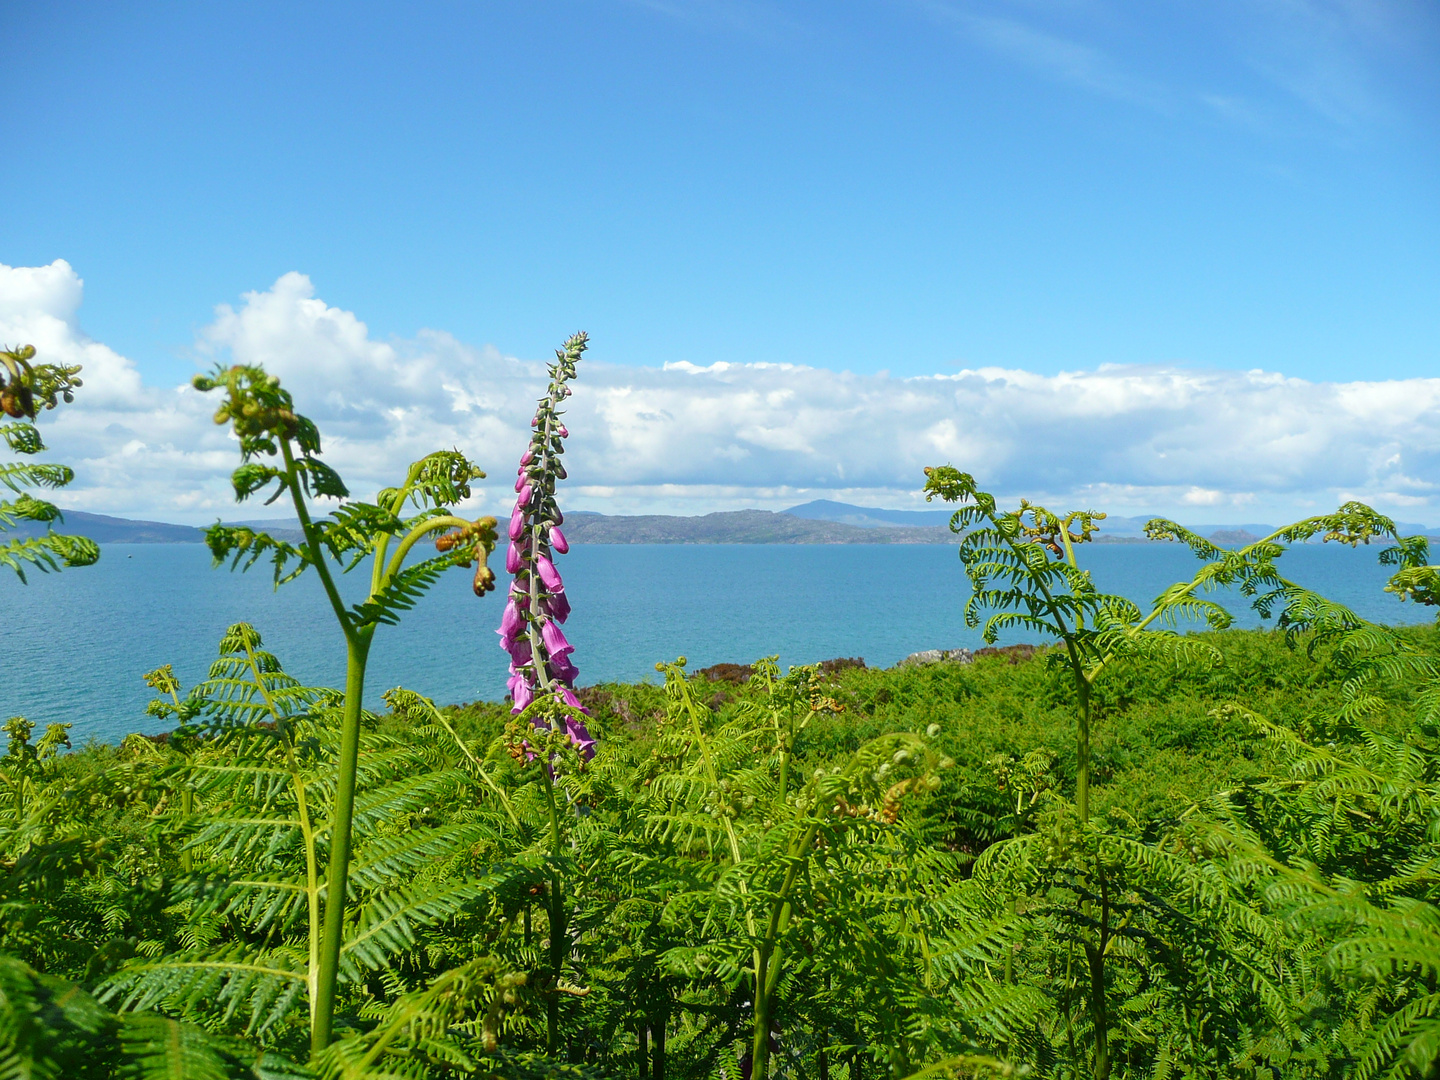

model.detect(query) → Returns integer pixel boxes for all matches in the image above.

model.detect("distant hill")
[6,513,307,545]
[784,501,1440,542]
[6,510,204,544]
[10,507,1436,548]
[563,509,955,544]
[783,499,956,529]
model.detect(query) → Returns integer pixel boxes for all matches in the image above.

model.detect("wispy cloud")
[915,1,1169,108]
[911,0,1434,136]
[1227,0,1439,131]
[4,261,1439,525]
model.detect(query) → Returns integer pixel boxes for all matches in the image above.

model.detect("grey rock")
[898,648,974,667]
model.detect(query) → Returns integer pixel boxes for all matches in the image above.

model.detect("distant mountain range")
[786,502,1438,541]
[563,509,954,544]
[9,510,205,544]
[11,503,1437,547]
[783,499,956,529]
[6,511,303,545]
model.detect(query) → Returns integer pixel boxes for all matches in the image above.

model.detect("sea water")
[0,541,1421,744]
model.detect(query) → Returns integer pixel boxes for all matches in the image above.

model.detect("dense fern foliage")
[4,614,1439,1079]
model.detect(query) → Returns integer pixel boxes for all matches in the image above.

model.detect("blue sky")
[2,2,1438,524]
[5,0,1437,384]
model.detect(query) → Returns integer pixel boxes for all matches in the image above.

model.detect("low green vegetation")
[4,622,1440,1080]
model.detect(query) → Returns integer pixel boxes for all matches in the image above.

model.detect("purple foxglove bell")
[516,482,532,507]
[508,506,526,541]
[549,652,577,684]
[499,599,525,639]
[536,554,563,593]
[557,425,569,438]
[512,678,536,712]
[544,590,570,624]
[552,507,563,525]
[505,638,533,666]
[514,471,526,492]
[564,714,596,760]
[520,449,535,466]
[541,619,574,657]
[505,541,524,575]
[550,525,569,554]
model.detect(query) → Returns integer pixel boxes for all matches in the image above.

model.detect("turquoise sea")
[0,541,1421,744]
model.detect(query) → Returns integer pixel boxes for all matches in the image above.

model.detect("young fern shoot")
[923,467,1230,823]
[193,363,500,1056]
[0,345,97,582]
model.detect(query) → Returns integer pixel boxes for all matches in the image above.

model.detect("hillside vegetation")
[3,622,1439,1079]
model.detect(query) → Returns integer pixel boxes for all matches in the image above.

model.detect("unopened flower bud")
[472,564,496,596]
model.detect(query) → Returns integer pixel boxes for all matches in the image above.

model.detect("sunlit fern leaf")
[0,422,45,455]
[340,881,488,977]
[101,944,310,1039]
[346,822,500,891]
[312,958,563,1080]
[378,450,487,513]
[348,554,458,627]
[311,503,404,570]
[0,495,64,531]
[1351,992,1440,1080]
[0,534,97,581]
[0,461,72,493]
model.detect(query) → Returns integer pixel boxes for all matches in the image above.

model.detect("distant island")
[562,509,955,545]
[23,503,1438,547]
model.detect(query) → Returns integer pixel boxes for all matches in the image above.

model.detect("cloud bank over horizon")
[2,259,1437,528]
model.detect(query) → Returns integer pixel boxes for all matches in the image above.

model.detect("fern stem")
[751,820,821,1080]
[369,458,425,595]
[381,513,470,586]
[651,1003,668,1080]
[311,628,373,1056]
[987,504,1093,821]
[278,440,357,649]
[1086,871,1111,1080]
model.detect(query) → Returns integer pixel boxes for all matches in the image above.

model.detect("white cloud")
[3,261,1439,526]
[1180,487,1226,507]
